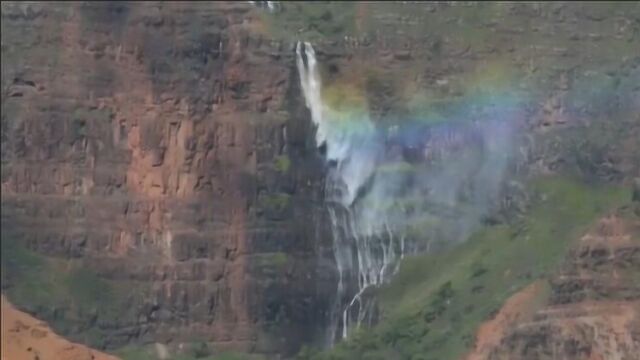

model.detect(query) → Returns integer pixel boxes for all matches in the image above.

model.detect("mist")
[297,41,522,343]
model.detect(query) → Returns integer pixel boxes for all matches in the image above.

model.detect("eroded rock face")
[468,213,640,360]
[2,1,640,357]
[1,2,333,355]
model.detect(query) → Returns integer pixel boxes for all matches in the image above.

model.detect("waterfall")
[296,42,404,343]
[296,41,519,346]
[248,1,279,12]
[295,42,378,206]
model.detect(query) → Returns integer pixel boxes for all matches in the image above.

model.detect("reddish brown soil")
[1,295,120,360]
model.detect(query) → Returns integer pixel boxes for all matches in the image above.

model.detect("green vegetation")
[321,81,368,115]
[1,232,130,347]
[69,107,113,143]
[256,1,639,132]
[212,353,265,360]
[114,345,158,360]
[376,161,417,175]
[65,268,114,308]
[274,155,291,173]
[114,343,263,360]
[71,107,113,123]
[190,342,212,358]
[301,176,630,359]
[252,252,290,278]
[261,252,289,269]
[260,193,292,214]
[533,106,640,183]
[259,2,356,42]
[1,237,62,306]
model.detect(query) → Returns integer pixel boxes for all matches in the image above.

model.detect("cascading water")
[248,1,279,12]
[296,41,519,345]
[296,42,404,343]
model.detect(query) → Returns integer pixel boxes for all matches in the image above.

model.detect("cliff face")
[2,2,640,359]
[1,2,333,355]
[468,210,640,360]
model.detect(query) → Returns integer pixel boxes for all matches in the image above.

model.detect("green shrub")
[274,155,291,172]
[191,342,211,358]
[261,193,291,214]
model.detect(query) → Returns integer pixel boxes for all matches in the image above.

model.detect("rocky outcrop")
[1,2,332,356]
[467,211,640,360]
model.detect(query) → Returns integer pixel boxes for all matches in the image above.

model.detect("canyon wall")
[1,2,334,356]
[2,2,639,358]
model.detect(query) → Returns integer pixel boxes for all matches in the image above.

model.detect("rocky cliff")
[1,2,334,356]
[467,209,640,360]
[2,2,640,359]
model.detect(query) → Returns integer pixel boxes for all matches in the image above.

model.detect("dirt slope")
[1,295,120,360]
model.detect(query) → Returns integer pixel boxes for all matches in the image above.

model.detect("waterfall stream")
[296,42,404,343]
[296,41,519,346]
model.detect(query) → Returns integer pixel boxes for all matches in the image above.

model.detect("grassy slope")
[0,236,140,348]
[302,176,630,360]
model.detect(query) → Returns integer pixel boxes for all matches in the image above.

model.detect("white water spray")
[296,42,403,343]
[296,41,518,345]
